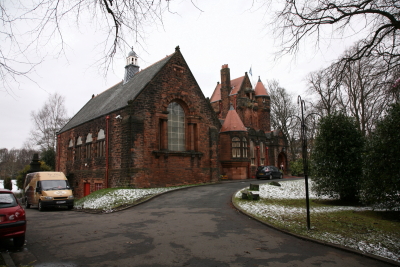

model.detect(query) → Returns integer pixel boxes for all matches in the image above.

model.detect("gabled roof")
[59,53,174,133]
[209,76,245,103]
[210,83,221,103]
[254,77,268,96]
[220,106,247,132]
[230,76,245,95]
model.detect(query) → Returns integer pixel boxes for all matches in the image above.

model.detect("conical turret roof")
[220,106,247,132]
[254,76,268,96]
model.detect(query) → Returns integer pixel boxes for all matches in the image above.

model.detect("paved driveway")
[4,180,394,266]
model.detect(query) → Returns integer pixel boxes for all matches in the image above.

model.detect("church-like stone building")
[211,64,288,180]
[56,47,288,197]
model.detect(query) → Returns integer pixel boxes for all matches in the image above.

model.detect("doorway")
[84,182,90,196]
[278,152,287,174]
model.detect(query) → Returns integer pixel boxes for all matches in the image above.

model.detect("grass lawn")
[233,180,400,263]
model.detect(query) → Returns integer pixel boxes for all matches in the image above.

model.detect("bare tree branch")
[28,93,70,151]
[0,0,174,93]
[272,0,400,74]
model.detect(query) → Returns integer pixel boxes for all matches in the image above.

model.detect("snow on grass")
[235,179,400,263]
[74,187,185,211]
[236,179,332,200]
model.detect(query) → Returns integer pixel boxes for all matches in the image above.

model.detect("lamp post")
[298,95,311,230]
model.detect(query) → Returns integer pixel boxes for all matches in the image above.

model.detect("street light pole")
[298,95,311,230]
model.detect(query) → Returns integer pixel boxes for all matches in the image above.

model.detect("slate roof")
[59,53,174,133]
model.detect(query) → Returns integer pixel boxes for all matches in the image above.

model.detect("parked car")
[256,166,283,180]
[0,189,26,247]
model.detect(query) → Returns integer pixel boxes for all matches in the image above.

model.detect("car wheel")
[13,235,25,248]
[269,174,273,180]
[68,205,73,210]
[38,200,44,211]
[25,198,31,209]
[280,173,283,179]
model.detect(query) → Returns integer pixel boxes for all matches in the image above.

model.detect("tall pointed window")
[75,136,82,160]
[86,133,93,159]
[67,139,73,161]
[250,140,255,166]
[168,102,185,151]
[232,137,241,158]
[97,129,105,157]
[260,142,265,166]
[242,137,248,158]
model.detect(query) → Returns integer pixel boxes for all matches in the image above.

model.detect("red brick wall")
[57,50,221,198]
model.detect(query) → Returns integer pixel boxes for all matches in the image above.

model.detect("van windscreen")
[41,180,71,190]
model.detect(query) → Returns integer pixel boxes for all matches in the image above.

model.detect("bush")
[16,161,52,190]
[361,104,400,209]
[311,113,364,202]
[40,148,56,170]
[290,158,304,176]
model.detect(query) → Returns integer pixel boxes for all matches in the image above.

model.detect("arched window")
[75,136,82,160]
[168,102,185,151]
[67,139,73,161]
[242,137,248,158]
[250,140,255,166]
[232,137,241,158]
[97,129,105,157]
[86,133,93,159]
[260,142,265,165]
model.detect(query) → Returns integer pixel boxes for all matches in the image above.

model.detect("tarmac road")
[2,179,396,266]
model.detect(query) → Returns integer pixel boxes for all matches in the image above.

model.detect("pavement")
[2,176,396,266]
[0,252,15,267]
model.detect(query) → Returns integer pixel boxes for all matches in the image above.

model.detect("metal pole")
[298,96,311,230]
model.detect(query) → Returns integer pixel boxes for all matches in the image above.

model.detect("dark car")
[256,166,283,180]
[0,189,26,247]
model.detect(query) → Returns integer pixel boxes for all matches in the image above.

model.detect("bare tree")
[325,45,395,136]
[306,67,340,116]
[339,61,388,135]
[267,80,300,161]
[1,0,174,93]
[28,93,69,151]
[272,0,400,75]
[0,148,37,181]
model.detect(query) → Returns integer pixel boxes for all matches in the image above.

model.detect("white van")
[24,172,74,211]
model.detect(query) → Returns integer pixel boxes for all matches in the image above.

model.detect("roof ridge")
[94,52,175,98]
[139,52,175,73]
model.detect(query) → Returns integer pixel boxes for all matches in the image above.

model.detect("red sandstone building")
[56,47,287,197]
[211,64,288,180]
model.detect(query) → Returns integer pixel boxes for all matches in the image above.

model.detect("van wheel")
[38,201,44,211]
[13,235,25,248]
[67,205,73,210]
[25,198,31,209]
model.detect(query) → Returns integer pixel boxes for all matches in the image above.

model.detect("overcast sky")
[0,1,354,150]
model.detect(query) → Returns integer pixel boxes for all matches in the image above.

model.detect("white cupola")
[123,47,140,84]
